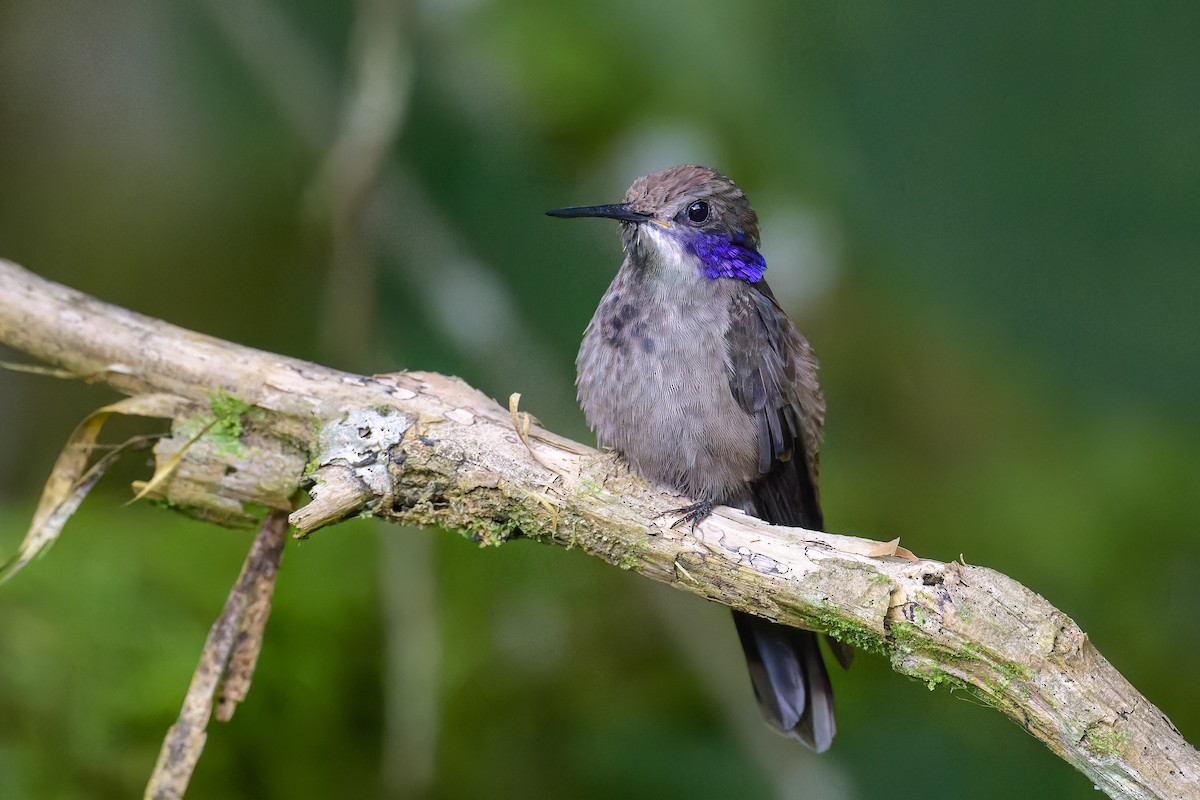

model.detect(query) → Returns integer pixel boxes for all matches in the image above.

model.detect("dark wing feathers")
[724,281,823,530]
[725,280,843,752]
[725,284,795,462]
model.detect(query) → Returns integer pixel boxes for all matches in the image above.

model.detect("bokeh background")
[1,2,1198,798]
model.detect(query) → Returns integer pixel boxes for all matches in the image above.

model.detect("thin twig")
[144,510,288,800]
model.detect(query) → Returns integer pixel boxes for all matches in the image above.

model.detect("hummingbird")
[548,164,847,752]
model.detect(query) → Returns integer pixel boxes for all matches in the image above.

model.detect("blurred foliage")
[0,1,1197,799]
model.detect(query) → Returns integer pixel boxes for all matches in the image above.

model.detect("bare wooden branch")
[1,259,1196,800]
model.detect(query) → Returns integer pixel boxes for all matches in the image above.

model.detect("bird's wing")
[724,280,825,530]
[726,281,850,749]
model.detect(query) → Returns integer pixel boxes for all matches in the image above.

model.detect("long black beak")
[545,203,653,223]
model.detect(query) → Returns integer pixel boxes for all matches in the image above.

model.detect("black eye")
[686,201,710,224]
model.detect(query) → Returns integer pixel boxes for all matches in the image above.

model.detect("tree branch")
[144,510,288,800]
[1,260,1196,800]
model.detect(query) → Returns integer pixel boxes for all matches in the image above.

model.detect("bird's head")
[547,164,766,283]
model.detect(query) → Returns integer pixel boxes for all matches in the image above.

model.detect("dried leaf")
[827,535,919,561]
[0,360,82,380]
[860,537,919,560]
[0,393,192,584]
[127,417,218,505]
[509,392,549,469]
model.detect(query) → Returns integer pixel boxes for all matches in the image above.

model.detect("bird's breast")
[576,276,760,504]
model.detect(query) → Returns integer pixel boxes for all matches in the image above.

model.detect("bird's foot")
[664,500,714,532]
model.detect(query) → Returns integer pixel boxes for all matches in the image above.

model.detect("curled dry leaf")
[817,534,918,561]
[127,416,219,505]
[0,360,85,380]
[0,393,193,583]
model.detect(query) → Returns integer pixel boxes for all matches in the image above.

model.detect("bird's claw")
[663,500,714,532]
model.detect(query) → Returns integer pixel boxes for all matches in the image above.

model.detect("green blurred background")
[1,2,1197,798]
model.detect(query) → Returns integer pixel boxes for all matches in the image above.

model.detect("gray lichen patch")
[314,406,413,498]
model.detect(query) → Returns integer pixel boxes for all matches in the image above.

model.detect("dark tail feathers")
[733,610,835,753]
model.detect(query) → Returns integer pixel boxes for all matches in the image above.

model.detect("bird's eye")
[687,201,710,224]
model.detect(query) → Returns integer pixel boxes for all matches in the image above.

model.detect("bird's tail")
[732,610,835,753]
